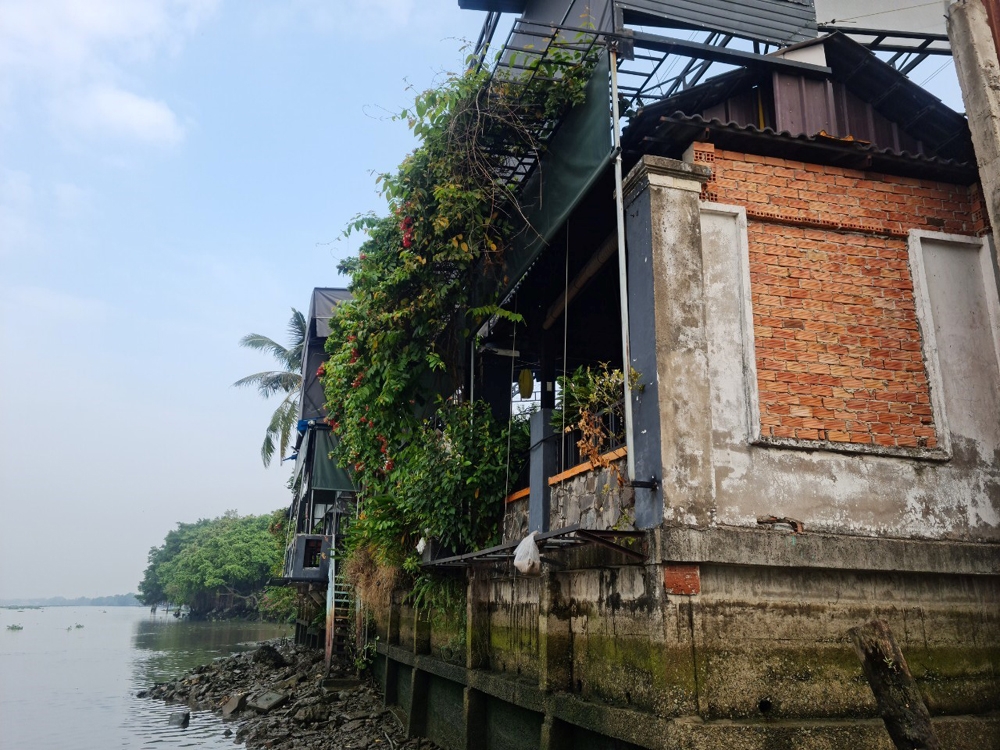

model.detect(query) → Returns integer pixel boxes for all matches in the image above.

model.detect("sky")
[0,0,490,600]
[0,1,965,600]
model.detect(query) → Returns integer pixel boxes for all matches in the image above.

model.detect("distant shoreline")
[0,594,142,608]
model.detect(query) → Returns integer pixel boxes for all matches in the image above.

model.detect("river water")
[0,605,291,749]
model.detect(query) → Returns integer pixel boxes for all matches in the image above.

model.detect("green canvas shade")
[499,52,614,301]
[309,428,354,492]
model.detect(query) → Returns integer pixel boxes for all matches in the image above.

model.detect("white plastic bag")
[513,531,541,575]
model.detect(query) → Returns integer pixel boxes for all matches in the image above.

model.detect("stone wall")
[548,459,636,531]
[503,497,528,545]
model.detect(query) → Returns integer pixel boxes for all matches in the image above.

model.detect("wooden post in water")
[848,619,941,750]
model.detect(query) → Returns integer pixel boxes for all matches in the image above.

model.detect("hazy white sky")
[0,0,486,599]
[0,1,965,599]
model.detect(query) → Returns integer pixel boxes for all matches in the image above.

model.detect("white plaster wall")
[697,205,1000,541]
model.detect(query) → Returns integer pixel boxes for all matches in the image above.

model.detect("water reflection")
[132,615,290,685]
[0,606,290,750]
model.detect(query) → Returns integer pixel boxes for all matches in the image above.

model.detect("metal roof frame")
[421,523,646,569]
[469,2,958,155]
[475,18,606,190]
[475,18,834,191]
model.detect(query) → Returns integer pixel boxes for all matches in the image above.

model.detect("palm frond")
[286,309,307,373]
[238,334,295,370]
[232,370,302,398]
[261,393,300,467]
[260,433,277,467]
[239,307,309,468]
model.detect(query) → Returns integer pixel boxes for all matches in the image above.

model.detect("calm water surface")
[0,606,290,749]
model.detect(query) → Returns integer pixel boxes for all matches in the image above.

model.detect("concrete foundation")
[374,530,1000,749]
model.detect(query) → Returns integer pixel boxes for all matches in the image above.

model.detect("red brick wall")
[693,143,985,450]
[663,564,700,595]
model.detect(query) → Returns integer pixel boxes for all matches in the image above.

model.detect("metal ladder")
[326,552,353,657]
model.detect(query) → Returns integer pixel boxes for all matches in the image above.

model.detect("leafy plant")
[408,572,466,617]
[554,363,641,477]
[353,635,379,674]
[343,399,527,570]
[319,42,596,583]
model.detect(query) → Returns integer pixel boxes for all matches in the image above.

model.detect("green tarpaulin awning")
[310,428,354,492]
[500,52,614,299]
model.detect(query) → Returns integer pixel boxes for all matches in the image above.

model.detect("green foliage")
[353,635,379,674]
[233,308,307,467]
[260,511,297,622]
[408,572,466,619]
[552,362,640,435]
[344,400,529,569]
[322,46,595,570]
[137,509,289,619]
[257,587,296,623]
[553,363,641,471]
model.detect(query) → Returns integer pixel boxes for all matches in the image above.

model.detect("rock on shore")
[141,640,439,750]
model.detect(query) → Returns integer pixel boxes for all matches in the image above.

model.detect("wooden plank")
[847,619,941,750]
[504,487,531,504]
[547,446,628,486]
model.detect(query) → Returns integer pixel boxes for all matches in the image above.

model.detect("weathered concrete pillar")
[949,0,1000,262]
[413,609,431,655]
[387,592,402,646]
[406,668,430,737]
[466,568,491,670]
[463,687,488,750]
[538,568,572,692]
[382,657,399,707]
[623,155,714,528]
[539,715,572,750]
[529,408,556,532]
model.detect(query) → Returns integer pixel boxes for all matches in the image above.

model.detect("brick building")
[372,21,1000,750]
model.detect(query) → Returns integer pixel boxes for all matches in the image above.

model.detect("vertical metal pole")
[610,46,637,482]
[325,539,334,672]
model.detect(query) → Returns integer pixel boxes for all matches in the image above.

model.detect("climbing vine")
[321,46,597,575]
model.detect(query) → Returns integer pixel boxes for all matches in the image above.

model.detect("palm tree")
[234,309,307,467]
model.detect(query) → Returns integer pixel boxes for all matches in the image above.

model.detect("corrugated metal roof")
[623,33,975,176]
[629,113,977,183]
[459,0,818,45]
[818,33,972,161]
[619,0,817,45]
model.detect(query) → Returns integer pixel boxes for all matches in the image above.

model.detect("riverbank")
[142,640,438,749]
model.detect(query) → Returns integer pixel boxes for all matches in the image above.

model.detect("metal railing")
[556,399,626,472]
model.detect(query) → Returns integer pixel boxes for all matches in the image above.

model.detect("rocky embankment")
[140,641,439,750]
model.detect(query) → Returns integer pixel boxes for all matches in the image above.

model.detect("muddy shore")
[140,640,439,749]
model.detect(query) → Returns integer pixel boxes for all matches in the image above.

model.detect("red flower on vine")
[400,216,415,249]
[316,363,326,377]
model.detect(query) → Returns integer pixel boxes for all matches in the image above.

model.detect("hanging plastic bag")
[513,531,541,575]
